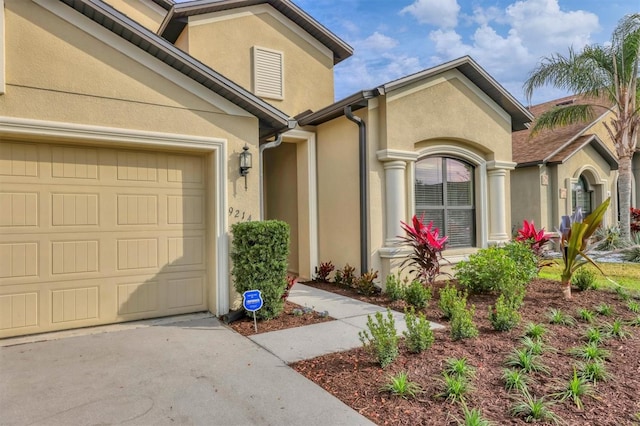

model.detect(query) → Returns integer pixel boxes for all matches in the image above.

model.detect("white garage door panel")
[0,142,209,338]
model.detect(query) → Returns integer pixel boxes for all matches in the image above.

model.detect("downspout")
[344,106,369,274]
[259,132,283,220]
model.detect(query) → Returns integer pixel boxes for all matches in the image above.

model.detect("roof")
[158,0,353,65]
[150,0,174,10]
[512,94,617,168]
[59,0,294,139]
[299,56,533,131]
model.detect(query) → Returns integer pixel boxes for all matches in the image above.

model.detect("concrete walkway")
[250,283,444,363]
[0,283,442,426]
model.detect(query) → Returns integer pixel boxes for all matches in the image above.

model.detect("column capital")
[383,160,407,170]
[376,149,419,162]
[486,160,517,170]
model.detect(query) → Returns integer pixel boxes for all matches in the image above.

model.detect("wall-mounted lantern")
[239,143,252,190]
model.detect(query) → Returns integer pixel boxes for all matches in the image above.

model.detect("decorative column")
[383,160,407,246]
[376,150,419,256]
[487,161,516,243]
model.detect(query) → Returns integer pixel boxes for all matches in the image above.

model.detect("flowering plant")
[515,220,552,268]
[630,207,640,233]
[399,214,448,284]
[558,198,610,299]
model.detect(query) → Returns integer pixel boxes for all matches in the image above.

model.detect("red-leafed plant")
[282,275,297,301]
[516,220,550,258]
[399,214,448,284]
[631,208,640,233]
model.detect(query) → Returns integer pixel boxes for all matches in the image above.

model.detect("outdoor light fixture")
[239,143,252,190]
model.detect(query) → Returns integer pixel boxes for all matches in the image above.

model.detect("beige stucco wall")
[181,5,335,117]
[315,71,518,285]
[511,167,545,231]
[383,71,513,162]
[315,118,362,275]
[2,0,264,311]
[264,142,299,275]
[101,0,167,32]
[557,144,617,226]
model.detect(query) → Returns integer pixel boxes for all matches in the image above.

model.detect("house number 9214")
[229,207,252,222]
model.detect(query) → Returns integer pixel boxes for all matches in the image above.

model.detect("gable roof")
[59,0,294,139]
[158,0,353,65]
[299,56,533,131]
[512,94,617,169]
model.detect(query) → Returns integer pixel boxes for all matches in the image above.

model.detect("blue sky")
[293,0,637,105]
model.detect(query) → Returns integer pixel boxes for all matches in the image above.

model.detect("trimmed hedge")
[231,220,290,320]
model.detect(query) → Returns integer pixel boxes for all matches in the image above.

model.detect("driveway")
[0,314,373,426]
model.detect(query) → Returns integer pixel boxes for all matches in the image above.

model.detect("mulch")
[225,300,334,336]
[290,279,640,425]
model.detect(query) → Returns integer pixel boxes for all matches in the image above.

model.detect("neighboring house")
[511,95,623,235]
[0,0,531,338]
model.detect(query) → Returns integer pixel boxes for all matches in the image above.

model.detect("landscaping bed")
[292,278,640,425]
[227,300,333,336]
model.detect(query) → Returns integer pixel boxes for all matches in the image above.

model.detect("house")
[0,0,531,338]
[511,95,623,234]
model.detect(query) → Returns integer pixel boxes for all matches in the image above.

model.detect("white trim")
[188,4,334,62]
[33,0,252,118]
[284,129,319,278]
[387,69,512,127]
[487,160,517,170]
[0,116,230,315]
[376,149,419,162]
[415,145,489,248]
[0,0,5,95]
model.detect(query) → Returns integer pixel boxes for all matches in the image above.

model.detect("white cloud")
[400,0,460,29]
[425,0,600,102]
[357,32,398,52]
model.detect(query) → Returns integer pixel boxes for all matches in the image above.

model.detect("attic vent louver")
[253,47,284,100]
[555,99,575,106]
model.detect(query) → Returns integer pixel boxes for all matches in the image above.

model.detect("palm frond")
[530,104,595,135]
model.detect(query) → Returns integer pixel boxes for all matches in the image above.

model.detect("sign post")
[242,290,264,333]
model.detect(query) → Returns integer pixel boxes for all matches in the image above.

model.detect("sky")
[291,0,638,106]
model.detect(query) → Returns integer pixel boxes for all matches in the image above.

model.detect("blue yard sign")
[242,290,263,312]
[242,290,263,333]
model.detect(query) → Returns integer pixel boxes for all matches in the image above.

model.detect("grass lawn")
[538,261,640,291]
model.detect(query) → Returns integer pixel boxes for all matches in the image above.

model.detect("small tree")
[231,220,290,320]
[558,198,611,299]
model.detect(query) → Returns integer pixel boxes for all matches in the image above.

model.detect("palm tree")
[524,13,640,241]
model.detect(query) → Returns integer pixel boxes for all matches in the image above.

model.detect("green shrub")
[450,298,478,340]
[489,294,521,331]
[403,308,435,353]
[502,241,538,284]
[438,282,465,320]
[572,268,597,291]
[623,232,640,262]
[454,246,520,294]
[384,273,406,301]
[231,220,290,320]
[594,225,626,251]
[356,270,379,295]
[379,371,422,399]
[404,280,431,309]
[358,309,398,368]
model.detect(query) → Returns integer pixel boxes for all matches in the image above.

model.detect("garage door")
[0,142,209,338]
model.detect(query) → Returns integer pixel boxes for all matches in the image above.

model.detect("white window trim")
[253,46,284,100]
[414,145,488,248]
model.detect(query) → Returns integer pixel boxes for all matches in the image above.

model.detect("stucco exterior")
[511,95,620,235]
[179,5,335,116]
[2,0,534,336]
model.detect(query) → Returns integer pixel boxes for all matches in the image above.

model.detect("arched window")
[572,175,593,215]
[415,156,475,248]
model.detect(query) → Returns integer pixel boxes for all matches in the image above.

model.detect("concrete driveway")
[0,314,373,426]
